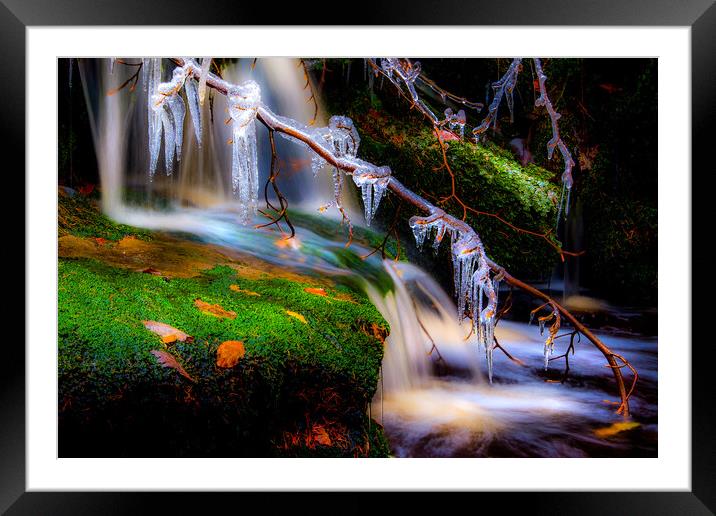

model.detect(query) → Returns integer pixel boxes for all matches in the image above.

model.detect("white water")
[79,58,657,458]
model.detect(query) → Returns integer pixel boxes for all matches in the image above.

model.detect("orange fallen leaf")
[230,284,260,296]
[93,237,109,246]
[594,421,640,439]
[216,340,246,368]
[285,310,307,324]
[150,350,195,382]
[143,320,192,343]
[304,287,328,297]
[194,299,237,319]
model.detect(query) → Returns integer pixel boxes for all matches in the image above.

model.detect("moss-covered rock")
[58,195,390,457]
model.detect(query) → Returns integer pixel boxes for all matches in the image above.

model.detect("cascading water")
[78,58,657,458]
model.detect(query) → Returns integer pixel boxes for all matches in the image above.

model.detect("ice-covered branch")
[472,58,523,142]
[533,58,576,221]
[160,58,633,415]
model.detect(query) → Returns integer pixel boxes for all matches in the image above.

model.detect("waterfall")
[367,261,484,394]
[78,57,358,221]
[72,58,657,458]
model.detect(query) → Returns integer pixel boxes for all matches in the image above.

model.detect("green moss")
[58,197,392,456]
[59,194,152,241]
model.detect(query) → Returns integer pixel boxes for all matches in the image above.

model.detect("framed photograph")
[6,0,713,512]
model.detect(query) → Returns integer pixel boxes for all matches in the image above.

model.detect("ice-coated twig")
[530,302,561,369]
[370,58,440,126]
[472,58,523,142]
[533,58,575,221]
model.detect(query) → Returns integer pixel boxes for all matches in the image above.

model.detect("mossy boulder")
[58,195,390,457]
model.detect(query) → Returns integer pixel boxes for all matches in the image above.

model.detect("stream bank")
[58,192,391,457]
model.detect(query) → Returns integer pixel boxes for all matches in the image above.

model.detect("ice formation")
[228,80,261,224]
[372,58,440,125]
[275,113,390,227]
[409,211,499,382]
[533,58,575,222]
[472,58,522,143]
[444,108,467,138]
[183,76,202,147]
[198,57,211,106]
[352,164,391,226]
[148,64,187,178]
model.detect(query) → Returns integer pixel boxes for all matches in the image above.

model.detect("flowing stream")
[77,58,657,458]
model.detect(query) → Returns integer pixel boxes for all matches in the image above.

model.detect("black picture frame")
[3,0,713,513]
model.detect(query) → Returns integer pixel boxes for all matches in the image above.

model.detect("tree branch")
[173,57,635,416]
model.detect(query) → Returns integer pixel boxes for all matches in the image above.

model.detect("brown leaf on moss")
[230,284,260,296]
[304,287,328,297]
[143,320,192,343]
[194,299,237,319]
[150,350,195,382]
[363,322,388,346]
[216,340,246,368]
[285,310,307,324]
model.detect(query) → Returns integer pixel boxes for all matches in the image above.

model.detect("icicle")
[556,182,566,229]
[109,58,116,74]
[167,94,185,163]
[544,336,555,370]
[328,116,360,158]
[142,58,149,92]
[148,95,163,180]
[352,165,391,226]
[408,212,447,252]
[409,218,429,249]
[184,77,202,147]
[68,59,73,88]
[149,65,188,176]
[147,59,162,179]
[228,80,261,224]
[198,57,211,107]
[451,237,477,322]
[160,108,175,175]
